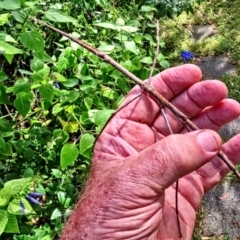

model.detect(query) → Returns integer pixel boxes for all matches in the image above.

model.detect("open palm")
[62,64,240,240]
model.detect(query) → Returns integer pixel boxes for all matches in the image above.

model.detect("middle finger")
[152,80,228,135]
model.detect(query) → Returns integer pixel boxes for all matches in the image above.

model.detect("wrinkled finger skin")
[61,64,240,240]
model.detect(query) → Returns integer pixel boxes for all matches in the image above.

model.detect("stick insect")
[33,18,240,238]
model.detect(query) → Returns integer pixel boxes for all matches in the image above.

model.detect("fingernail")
[197,130,218,152]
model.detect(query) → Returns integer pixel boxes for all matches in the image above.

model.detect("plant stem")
[4,105,14,120]
[147,19,160,85]
[16,8,32,39]
[0,113,15,119]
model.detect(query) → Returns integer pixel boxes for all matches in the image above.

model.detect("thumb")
[132,130,222,190]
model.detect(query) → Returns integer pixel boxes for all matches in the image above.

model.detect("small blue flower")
[26,195,40,205]
[19,200,25,214]
[28,192,43,198]
[54,81,60,89]
[181,51,194,62]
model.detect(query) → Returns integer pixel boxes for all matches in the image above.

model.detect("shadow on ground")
[194,56,237,80]
[202,182,240,239]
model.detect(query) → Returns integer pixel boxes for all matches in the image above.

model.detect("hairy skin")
[61,64,240,240]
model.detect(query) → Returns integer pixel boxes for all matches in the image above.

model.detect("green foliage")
[141,0,205,18]
[0,0,203,238]
[0,178,35,235]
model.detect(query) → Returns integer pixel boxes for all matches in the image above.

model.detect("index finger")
[116,64,202,124]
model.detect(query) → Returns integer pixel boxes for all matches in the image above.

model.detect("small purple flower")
[181,51,194,62]
[28,192,43,198]
[26,195,40,205]
[20,200,25,214]
[54,81,60,89]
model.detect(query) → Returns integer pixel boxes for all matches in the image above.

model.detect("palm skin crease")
[61,64,240,240]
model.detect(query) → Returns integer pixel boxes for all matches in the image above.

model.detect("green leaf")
[13,78,31,95]
[53,129,69,145]
[0,209,8,235]
[42,236,52,240]
[60,143,79,169]
[14,94,31,117]
[31,72,44,81]
[124,41,139,55]
[84,97,93,110]
[61,78,78,88]
[2,178,32,197]
[100,62,114,73]
[30,58,44,72]
[140,56,153,64]
[127,19,139,26]
[33,50,54,63]
[0,197,9,206]
[140,5,156,12]
[39,84,54,103]
[86,109,98,122]
[116,18,125,26]
[23,167,34,178]
[58,117,79,133]
[121,26,139,33]
[134,35,142,44]
[52,104,63,115]
[4,54,14,64]
[0,41,22,54]
[0,118,13,133]
[38,64,50,78]
[57,57,68,72]
[94,22,120,31]
[35,184,45,196]
[8,197,35,215]
[45,9,78,23]
[65,91,79,103]
[2,143,13,156]
[20,31,44,53]
[101,87,119,100]
[24,1,38,7]
[144,34,155,46]
[0,0,21,10]
[57,191,67,205]
[63,197,71,208]
[0,83,9,104]
[3,213,19,233]
[0,33,17,44]
[51,169,62,178]
[97,44,115,53]
[92,110,114,127]
[0,13,10,25]
[79,133,95,159]
[80,83,97,93]
[51,72,67,82]
[50,208,62,220]
[0,136,6,151]
[157,53,166,62]
[11,9,26,23]
[0,70,7,82]
[40,100,51,111]
[160,60,170,69]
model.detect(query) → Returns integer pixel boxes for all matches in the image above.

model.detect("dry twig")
[33,17,240,239]
[33,19,240,178]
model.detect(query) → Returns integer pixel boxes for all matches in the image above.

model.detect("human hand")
[61,64,240,240]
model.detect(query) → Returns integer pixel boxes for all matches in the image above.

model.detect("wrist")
[61,175,161,240]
